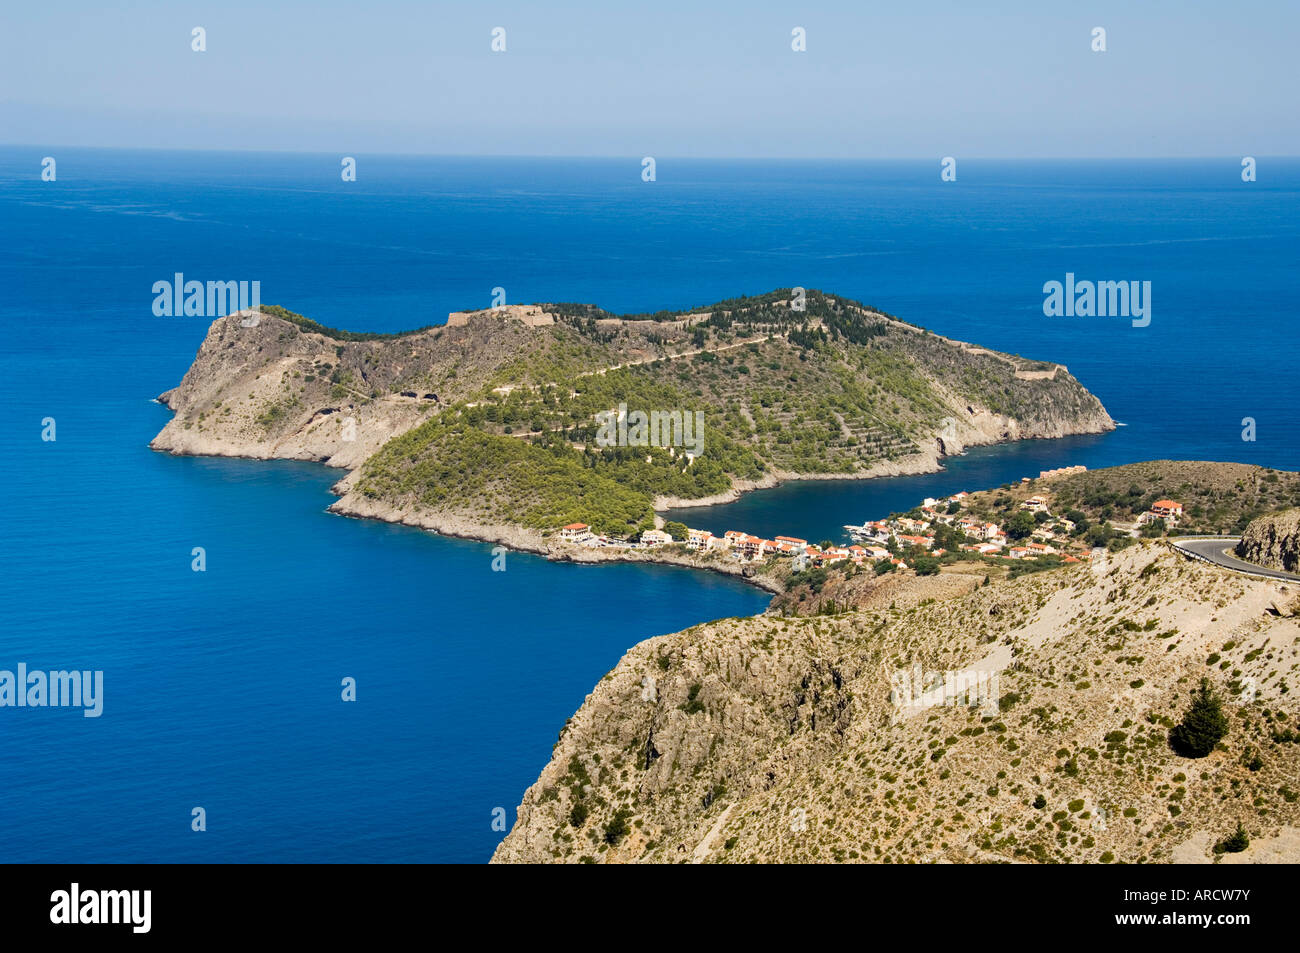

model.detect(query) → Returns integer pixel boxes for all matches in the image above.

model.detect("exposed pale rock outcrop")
[1237,508,1300,573]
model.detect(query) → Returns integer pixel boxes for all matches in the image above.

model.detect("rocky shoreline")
[152,421,1102,598]
[326,478,785,595]
[648,452,945,509]
[147,305,1116,596]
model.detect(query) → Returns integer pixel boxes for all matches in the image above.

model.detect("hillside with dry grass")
[962,461,1300,538]
[493,542,1300,864]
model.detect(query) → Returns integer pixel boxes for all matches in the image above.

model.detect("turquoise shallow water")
[0,150,1295,861]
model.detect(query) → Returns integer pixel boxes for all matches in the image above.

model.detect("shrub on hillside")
[1213,822,1249,854]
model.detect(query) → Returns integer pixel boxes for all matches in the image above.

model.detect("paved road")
[1171,537,1300,582]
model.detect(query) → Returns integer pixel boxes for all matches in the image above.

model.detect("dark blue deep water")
[1,150,1296,861]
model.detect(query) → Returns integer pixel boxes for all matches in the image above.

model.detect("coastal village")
[553,464,1188,575]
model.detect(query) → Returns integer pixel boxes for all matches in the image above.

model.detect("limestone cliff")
[150,307,548,469]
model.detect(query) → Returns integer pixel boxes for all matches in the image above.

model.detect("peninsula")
[149,297,1300,864]
[151,290,1114,568]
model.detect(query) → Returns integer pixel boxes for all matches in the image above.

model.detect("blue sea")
[1,150,1296,862]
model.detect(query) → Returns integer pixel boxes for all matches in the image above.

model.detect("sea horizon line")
[2,143,1297,163]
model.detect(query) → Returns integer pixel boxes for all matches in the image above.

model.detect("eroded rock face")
[493,546,1300,865]
[1237,508,1300,572]
[490,620,863,865]
[149,310,546,468]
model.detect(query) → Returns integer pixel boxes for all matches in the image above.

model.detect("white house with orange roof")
[813,548,850,567]
[955,518,999,540]
[1148,499,1184,523]
[686,528,715,551]
[558,522,593,542]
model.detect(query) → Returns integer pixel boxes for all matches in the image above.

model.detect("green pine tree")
[1169,678,1229,758]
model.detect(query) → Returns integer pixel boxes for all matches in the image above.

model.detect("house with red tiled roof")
[686,528,714,551]
[958,518,1000,541]
[1149,499,1184,523]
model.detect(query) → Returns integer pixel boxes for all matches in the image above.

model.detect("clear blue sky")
[1,0,1295,157]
